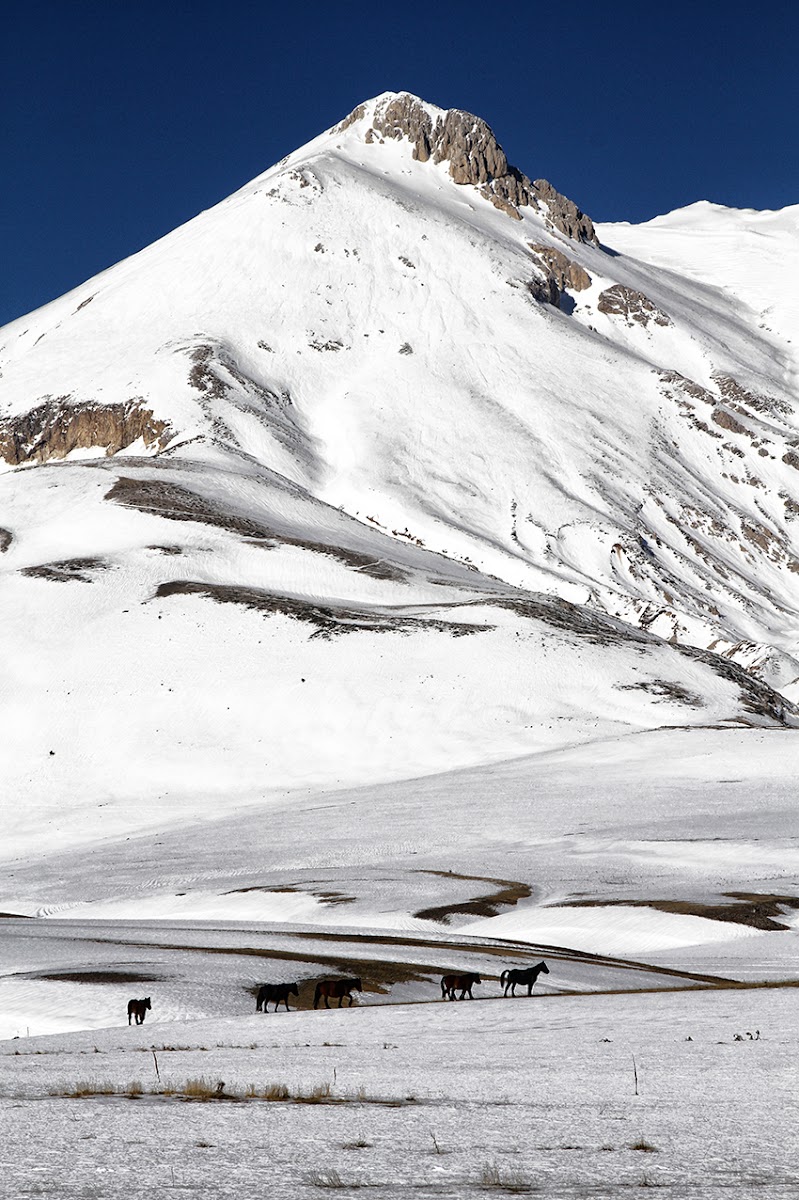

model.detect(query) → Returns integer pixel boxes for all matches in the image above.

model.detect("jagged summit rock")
[335,92,599,241]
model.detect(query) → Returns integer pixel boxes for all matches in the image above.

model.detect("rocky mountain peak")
[337,92,599,243]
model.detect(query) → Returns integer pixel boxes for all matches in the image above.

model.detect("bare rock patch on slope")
[154,581,487,639]
[0,398,171,465]
[106,476,410,580]
[20,557,111,583]
[598,284,671,328]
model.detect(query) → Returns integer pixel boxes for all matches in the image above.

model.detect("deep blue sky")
[3,1,797,326]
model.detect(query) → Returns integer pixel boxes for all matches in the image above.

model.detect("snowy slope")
[2,93,798,698]
[1,93,798,966]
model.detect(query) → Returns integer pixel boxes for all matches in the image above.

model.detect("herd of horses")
[126,962,549,1022]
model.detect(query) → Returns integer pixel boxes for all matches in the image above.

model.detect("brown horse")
[313,977,362,1009]
[441,973,481,1001]
[500,961,549,997]
[256,982,299,1012]
[127,997,151,1025]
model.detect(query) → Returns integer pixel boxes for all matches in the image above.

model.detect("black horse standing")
[500,962,549,997]
[256,982,299,1012]
[127,997,151,1025]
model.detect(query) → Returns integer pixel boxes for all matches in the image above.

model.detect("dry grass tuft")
[306,1168,345,1188]
[630,1139,659,1153]
[480,1162,535,1193]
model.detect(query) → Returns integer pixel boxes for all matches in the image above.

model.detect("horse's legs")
[324,995,330,1009]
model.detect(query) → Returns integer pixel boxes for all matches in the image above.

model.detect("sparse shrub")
[307,1168,345,1188]
[480,1162,534,1193]
[342,1139,372,1150]
[181,1077,225,1099]
[630,1139,658,1153]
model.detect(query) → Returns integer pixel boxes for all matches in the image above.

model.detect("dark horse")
[313,977,362,1009]
[256,982,299,1013]
[441,972,481,1001]
[500,961,549,997]
[127,997,151,1025]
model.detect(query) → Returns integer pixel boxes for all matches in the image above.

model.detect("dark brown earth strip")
[32,971,165,985]
[106,476,410,581]
[155,581,485,639]
[559,893,799,932]
[414,871,533,923]
[84,933,734,988]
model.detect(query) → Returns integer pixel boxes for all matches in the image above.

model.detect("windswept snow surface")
[3,987,798,1198]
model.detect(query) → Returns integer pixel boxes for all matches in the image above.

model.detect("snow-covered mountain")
[1,91,797,894]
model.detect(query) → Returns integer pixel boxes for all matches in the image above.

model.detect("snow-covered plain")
[3,988,798,1198]
[1,92,798,1195]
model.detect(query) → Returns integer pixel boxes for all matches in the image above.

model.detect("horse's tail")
[313,982,322,1010]
[500,971,508,987]
[441,978,447,998]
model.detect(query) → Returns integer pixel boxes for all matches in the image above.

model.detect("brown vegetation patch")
[414,871,533,923]
[560,894,799,931]
[89,928,735,989]
[34,970,164,985]
[225,884,356,907]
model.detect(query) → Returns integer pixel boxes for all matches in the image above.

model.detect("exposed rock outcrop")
[347,94,599,242]
[529,179,597,245]
[598,284,671,328]
[0,529,12,553]
[527,243,592,306]
[0,398,171,466]
[20,557,109,583]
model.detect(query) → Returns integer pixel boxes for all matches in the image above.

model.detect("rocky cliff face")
[0,398,171,466]
[346,93,599,243]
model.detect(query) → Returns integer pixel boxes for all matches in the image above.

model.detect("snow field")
[2,985,797,1198]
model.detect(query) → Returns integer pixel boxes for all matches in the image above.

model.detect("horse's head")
[353,978,362,991]
[473,974,482,985]
[540,962,550,974]
[290,983,299,995]
[144,997,152,1009]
